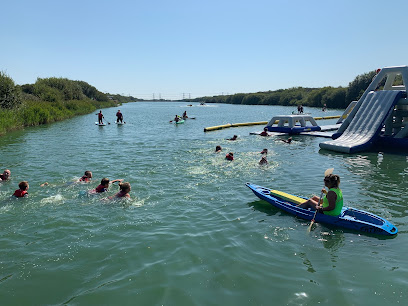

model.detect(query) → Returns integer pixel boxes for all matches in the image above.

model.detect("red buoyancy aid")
[13,189,28,197]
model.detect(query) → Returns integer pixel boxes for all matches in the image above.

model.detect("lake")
[0,102,406,305]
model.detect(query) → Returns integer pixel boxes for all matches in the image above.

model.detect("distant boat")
[200,102,206,105]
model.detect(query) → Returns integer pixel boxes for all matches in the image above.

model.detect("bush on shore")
[0,73,118,135]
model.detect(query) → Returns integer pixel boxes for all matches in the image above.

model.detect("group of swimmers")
[1,169,131,199]
[215,145,270,165]
[96,110,125,124]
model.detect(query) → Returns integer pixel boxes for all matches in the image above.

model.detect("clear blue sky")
[2,0,408,100]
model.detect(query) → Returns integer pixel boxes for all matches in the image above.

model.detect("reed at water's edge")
[0,99,118,136]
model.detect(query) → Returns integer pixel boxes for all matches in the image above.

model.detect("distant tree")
[346,71,376,103]
[0,71,22,109]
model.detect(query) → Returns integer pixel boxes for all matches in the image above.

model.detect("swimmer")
[13,181,29,197]
[0,169,11,181]
[79,171,93,182]
[260,148,268,155]
[215,145,222,153]
[226,152,234,161]
[94,178,123,193]
[260,127,270,137]
[227,135,238,141]
[259,156,268,165]
[277,137,292,144]
[114,182,131,198]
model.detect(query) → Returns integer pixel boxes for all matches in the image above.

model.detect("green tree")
[0,71,22,109]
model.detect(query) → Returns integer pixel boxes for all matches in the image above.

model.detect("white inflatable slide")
[319,90,403,153]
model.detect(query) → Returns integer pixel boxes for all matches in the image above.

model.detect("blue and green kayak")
[246,183,398,236]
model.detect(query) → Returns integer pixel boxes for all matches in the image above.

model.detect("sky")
[2,0,408,100]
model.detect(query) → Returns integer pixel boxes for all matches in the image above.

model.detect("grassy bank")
[0,99,117,135]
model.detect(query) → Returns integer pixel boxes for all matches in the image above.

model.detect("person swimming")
[227,135,238,141]
[114,182,131,198]
[215,145,222,153]
[94,178,123,193]
[13,181,29,197]
[259,156,268,165]
[226,152,234,161]
[260,127,269,136]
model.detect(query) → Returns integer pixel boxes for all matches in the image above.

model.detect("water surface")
[0,102,407,305]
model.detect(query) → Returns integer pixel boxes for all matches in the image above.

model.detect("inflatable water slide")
[320,66,408,153]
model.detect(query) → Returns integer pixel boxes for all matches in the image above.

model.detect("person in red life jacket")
[96,110,104,124]
[0,169,11,181]
[114,182,131,198]
[225,152,234,161]
[13,181,29,197]
[259,156,268,165]
[260,148,268,155]
[79,171,93,183]
[94,178,123,193]
[116,110,124,123]
[260,127,270,136]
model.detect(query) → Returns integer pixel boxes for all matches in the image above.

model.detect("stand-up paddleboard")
[95,122,106,126]
[115,121,125,125]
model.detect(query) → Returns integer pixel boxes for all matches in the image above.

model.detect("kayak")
[246,183,398,236]
[175,120,185,124]
[95,122,106,126]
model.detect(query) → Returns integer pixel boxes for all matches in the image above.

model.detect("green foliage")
[0,71,22,109]
[346,71,376,103]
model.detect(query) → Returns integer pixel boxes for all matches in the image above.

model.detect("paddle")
[307,168,334,232]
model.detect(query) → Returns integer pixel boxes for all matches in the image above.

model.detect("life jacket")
[79,176,90,182]
[13,189,28,197]
[95,184,107,193]
[226,154,234,161]
[322,187,343,216]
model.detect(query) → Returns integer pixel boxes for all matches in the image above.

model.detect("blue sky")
[2,0,408,100]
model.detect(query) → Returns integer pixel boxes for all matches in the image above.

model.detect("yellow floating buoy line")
[203,116,340,132]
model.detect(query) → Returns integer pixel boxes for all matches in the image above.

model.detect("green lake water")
[0,102,407,305]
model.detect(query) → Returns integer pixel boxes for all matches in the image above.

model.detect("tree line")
[187,70,394,109]
[0,73,137,135]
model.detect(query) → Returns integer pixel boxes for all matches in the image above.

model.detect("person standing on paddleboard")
[116,110,124,123]
[96,110,104,124]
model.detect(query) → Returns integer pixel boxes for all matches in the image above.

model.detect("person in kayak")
[0,169,11,181]
[174,115,180,123]
[297,174,343,216]
[96,110,104,124]
[260,127,270,136]
[13,181,29,197]
[182,111,188,119]
[116,110,124,123]
[94,178,123,193]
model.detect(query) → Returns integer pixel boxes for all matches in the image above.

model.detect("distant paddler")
[116,110,125,123]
